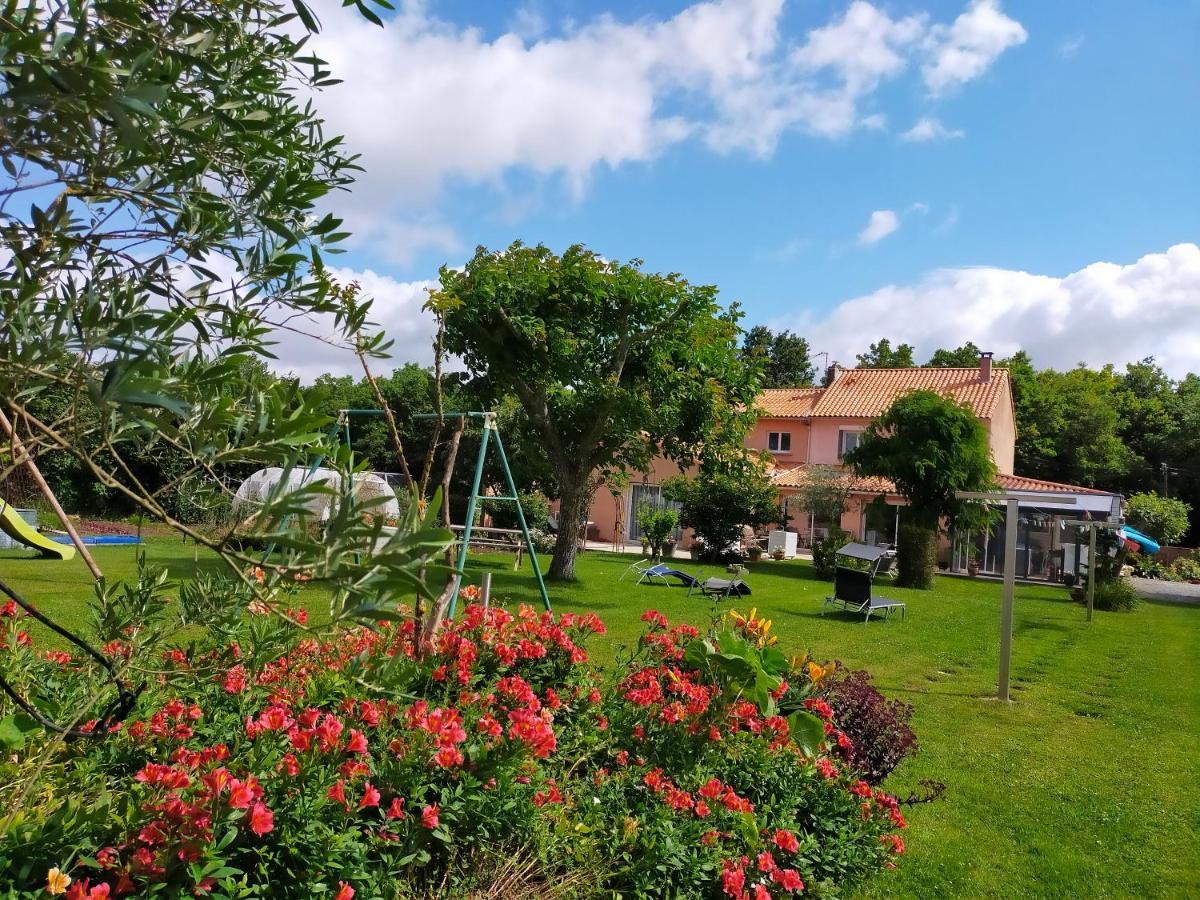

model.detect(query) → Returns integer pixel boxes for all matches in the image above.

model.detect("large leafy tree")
[846,390,997,588]
[742,326,815,387]
[1124,491,1192,546]
[432,243,761,580]
[855,339,915,369]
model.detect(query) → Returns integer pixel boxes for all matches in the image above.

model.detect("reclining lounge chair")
[822,566,905,622]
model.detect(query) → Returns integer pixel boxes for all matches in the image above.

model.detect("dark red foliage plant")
[823,667,918,785]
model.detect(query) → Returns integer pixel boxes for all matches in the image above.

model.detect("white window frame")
[767,431,792,453]
[837,429,863,460]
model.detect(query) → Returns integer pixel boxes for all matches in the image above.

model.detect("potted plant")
[771,547,785,561]
[689,538,705,561]
[636,502,679,562]
[965,545,979,578]
[746,538,763,563]
[664,536,677,558]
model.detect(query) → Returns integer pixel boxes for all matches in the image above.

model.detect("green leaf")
[787,710,826,758]
[0,716,27,750]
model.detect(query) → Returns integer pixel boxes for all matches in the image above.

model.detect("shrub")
[482,490,551,532]
[635,503,679,560]
[1168,553,1200,582]
[0,599,911,898]
[1089,577,1141,612]
[811,528,851,580]
[663,457,778,562]
[1125,492,1192,546]
[821,668,918,785]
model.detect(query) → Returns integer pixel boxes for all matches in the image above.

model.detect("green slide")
[0,502,75,560]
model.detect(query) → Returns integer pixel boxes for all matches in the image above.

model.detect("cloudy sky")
[279,0,1200,381]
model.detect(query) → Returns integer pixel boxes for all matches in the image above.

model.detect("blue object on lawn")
[1118,526,1160,554]
[636,564,698,588]
[49,534,144,546]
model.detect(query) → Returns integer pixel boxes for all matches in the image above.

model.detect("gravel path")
[1130,576,1200,606]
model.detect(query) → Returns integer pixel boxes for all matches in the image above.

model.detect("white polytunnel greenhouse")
[232,467,402,521]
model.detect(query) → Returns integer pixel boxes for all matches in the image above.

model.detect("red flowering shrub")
[0,598,910,898]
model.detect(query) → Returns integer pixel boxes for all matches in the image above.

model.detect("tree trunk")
[548,480,588,581]
[897,521,937,589]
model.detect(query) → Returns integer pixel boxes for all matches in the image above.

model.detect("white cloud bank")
[264,269,439,383]
[793,243,1200,377]
[307,0,1025,257]
[858,209,899,244]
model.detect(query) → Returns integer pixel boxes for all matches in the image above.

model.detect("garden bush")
[821,667,918,785]
[1088,577,1141,612]
[1168,552,1200,583]
[0,593,910,897]
[811,529,851,580]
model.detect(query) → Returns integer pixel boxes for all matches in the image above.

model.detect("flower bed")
[0,599,914,897]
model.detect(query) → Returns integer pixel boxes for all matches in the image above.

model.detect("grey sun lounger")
[822,566,905,622]
[687,577,751,599]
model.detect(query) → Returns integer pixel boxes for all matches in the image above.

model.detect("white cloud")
[794,244,1200,377]
[305,0,1026,249]
[265,268,440,383]
[900,115,965,142]
[922,0,1027,94]
[858,209,899,245]
[1058,34,1084,60]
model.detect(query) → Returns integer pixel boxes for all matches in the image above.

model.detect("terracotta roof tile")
[997,474,1113,495]
[756,387,824,417]
[771,467,1116,498]
[770,465,897,494]
[810,367,1010,419]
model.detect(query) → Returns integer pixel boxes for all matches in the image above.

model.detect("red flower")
[345,729,369,755]
[756,850,777,872]
[699,778,724,799]
[421,803,439,829]
[770,868,805,892]
[358,783,381,811]
[0,599,17,617]
[773,829,800,853]
[386,797,406,820]
[335,883,354,900]
[327,780,349,809]
[248,802,274,836]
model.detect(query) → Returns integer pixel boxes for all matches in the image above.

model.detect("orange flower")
[46,868,71,895]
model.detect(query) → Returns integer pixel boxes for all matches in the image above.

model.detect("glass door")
[628,485,682,541]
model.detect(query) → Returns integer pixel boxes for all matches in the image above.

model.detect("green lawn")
[3,540,1199,897]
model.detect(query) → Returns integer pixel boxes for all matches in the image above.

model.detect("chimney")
[823,362,843,387]
[979,351,993,382]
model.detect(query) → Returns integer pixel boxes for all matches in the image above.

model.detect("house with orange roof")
[583,351,1121,582]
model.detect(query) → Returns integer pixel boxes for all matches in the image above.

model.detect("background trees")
[432,243,761,580]
[1124,492,1192,546]
[741,326,816,387]
[846,391,998,588]
[856,339,916,369]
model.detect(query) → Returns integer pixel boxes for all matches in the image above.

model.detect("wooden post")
[0,409,103,581]
[1086,525,1097,622]
[998,497,1019,702]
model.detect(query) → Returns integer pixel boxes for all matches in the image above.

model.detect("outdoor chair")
[618,558,653,582]
[635,564,699,588]
[874,554,896,578]
[822,565,905,622]
[687,577,751,599]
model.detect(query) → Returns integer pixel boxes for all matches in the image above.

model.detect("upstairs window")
[837,430,861,459]
[768,431,792,453]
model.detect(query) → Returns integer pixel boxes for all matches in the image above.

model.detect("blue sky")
[286,0,1200,381]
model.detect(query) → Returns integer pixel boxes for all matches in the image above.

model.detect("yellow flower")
[806,660,827,683]
[46,868,71,895]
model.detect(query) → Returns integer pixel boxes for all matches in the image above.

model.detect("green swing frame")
[412,411,551,617]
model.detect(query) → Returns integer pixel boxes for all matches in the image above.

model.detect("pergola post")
[956,491,1076,702]
[1086,526,1097,622]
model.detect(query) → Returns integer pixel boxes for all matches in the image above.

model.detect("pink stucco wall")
[747,418,811,465]
[987,388,1017,474]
